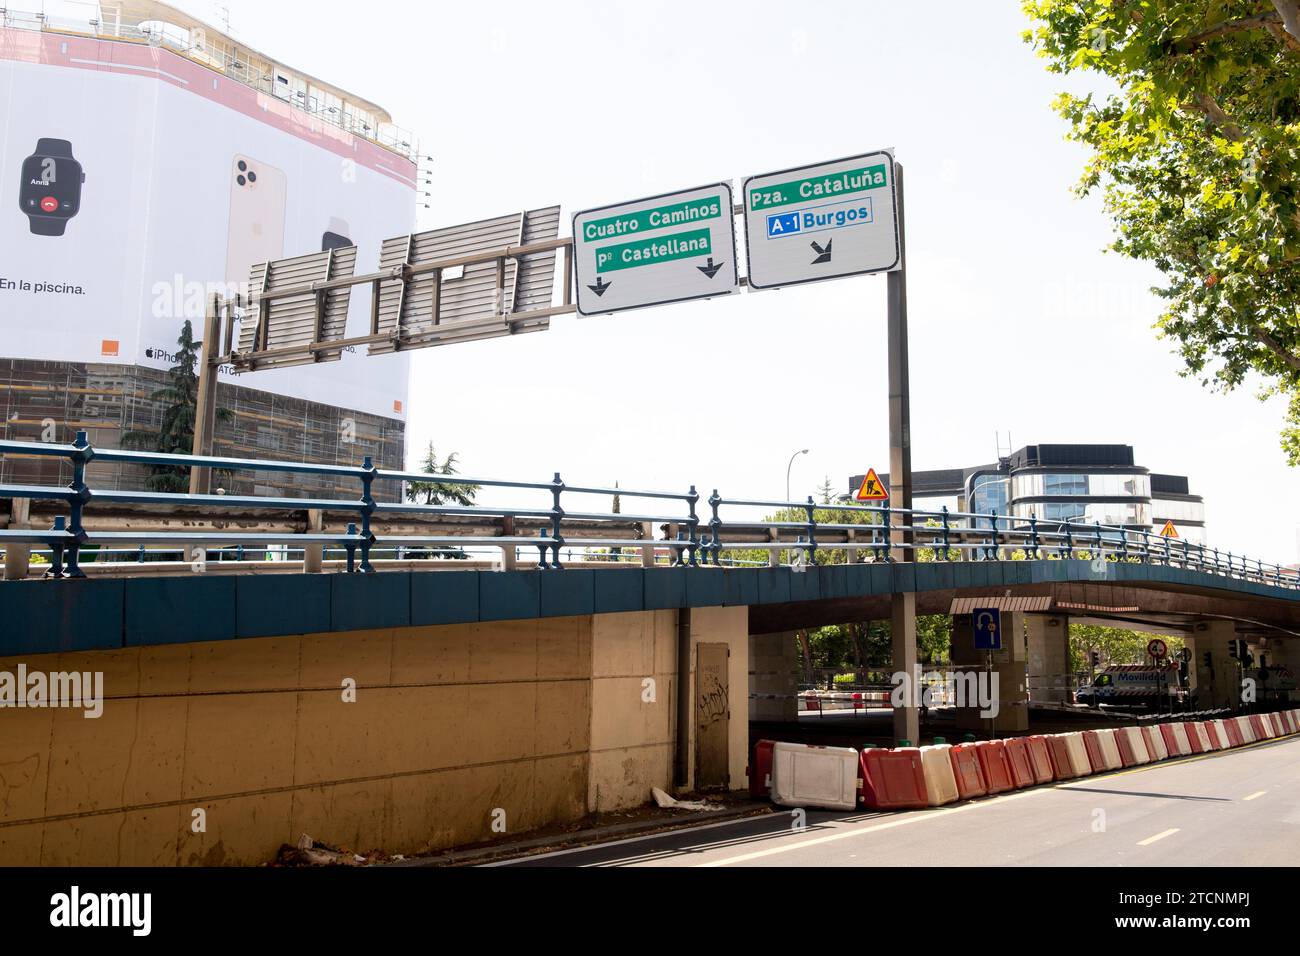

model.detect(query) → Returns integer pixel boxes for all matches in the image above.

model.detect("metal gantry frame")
[188,235,578,494]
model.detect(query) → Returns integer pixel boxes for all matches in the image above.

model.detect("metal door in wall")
[695,643,730,790]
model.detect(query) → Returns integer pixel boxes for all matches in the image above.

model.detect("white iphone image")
[225,154,288,292]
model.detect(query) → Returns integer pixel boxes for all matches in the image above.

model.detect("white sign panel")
[743,150,900,290]
[572,183,738,316]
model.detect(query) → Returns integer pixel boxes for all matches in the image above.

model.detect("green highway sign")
[743,150,901,290]
[572,183,738,315]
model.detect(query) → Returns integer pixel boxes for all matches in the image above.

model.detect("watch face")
[20,154,83,219]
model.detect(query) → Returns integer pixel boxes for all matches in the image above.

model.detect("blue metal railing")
[0,432,1296,591]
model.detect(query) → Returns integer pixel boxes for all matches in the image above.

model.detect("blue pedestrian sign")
[973,608,1002,651]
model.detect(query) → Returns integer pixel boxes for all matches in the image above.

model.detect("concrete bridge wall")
[0,606,748,866]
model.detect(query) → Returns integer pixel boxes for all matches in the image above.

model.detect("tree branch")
[1273,0,1300,42]
[1176,11,1281,50]
[1180,92,1246,140]
[1252,326,1300,374]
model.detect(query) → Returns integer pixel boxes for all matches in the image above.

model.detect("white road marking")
[697,786,1053,867]
[1137,828,1180,847]
[1243,790,1267,801]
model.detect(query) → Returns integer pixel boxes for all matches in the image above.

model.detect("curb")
[383,803,775,868]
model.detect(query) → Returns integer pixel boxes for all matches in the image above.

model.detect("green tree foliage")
[404,443,479,506]
[1069,622,1185,670]
[1023,1,1300,462]
[121,319,230,493]
[807,615,953,673]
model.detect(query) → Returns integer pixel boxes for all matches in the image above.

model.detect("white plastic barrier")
[1192,723,1213,752]
[1052,733,1092,778]
[919,744,959,807]
[1234,716,1257,744]
[1144,725,1169,761]
[770,742,860,811]
[1096,728,1124,771]
[1118,726,1151,764]
[1211,718,1232,750]
[1171,722,1194,756]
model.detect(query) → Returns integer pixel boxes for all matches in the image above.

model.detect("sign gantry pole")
[189,295,221,496]
[886,162,917,746]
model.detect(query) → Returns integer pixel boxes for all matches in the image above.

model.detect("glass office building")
[851,444,1208,545]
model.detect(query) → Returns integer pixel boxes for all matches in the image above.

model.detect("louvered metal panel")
[369,206,560,355]
[236,247,358,367]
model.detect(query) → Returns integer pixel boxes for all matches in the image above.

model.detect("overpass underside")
[0,559,1295,865]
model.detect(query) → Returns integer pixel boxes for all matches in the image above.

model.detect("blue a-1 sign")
[973,608,1002,651]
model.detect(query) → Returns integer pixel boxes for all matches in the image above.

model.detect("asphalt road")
[493,736,1300,867]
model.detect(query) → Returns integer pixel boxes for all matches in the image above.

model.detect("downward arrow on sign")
[588,277,612,297]
[697,257,725,280]
[811,239,833,265]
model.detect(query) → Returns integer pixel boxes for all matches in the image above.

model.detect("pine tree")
[122,320,229,493]
[404,443,479,506]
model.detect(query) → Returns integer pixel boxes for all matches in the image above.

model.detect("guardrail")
[1,432,1297,591]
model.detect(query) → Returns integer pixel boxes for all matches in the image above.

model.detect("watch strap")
[29,217,68,237]
[35,138,74,158]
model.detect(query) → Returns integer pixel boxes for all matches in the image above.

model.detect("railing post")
[3,498,31,580]
[1140,530,1150,564]
[940,506,951,562]
[1119,528,1128,562]
[359,457,376,574]
[46,516,66,578]
[1063,522,1074,560]
[344,522,358,573]
[1028,512,1040,560]
[883,505,894,563]
[1094,522,1103,561]
[804,496,817,565]
[768,527,780,568]
[684,485,700,568]
[65,430,92,579]
[987,511,998,561]
[304,508,324,574]
[708,490,722,567]
[550,472,565,570]
[536,528,551,570]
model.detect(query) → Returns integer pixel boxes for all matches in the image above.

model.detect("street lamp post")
[786,448,809,503]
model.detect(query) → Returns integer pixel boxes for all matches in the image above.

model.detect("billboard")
[0,26,416,420]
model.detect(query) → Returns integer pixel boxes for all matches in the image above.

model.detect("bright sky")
[37,0,1300,562]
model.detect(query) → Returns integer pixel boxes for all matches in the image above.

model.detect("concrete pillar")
[4,498,31,580]
[891,592,919,744]
[1185,620,1237,709]
[951,610,1029,735]
[1026,613,1070,704]
[303,509,324,574]
[749,631,799,721]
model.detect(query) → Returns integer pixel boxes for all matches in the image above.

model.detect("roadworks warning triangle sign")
[855,468,890,502]
[1158,520,1179,539]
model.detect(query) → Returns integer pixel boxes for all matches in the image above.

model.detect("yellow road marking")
[1137,828,1180,846]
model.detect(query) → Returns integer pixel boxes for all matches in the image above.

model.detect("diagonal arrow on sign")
[697,257,725,280]
[588,276,612,297]
[810,239,833,265]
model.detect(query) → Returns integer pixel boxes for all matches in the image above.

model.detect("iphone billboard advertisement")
[0,27,416,420]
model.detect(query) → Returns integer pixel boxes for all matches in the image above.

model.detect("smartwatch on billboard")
[19,139,85,237]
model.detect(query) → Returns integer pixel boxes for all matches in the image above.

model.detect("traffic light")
[1202,651,1212,669]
